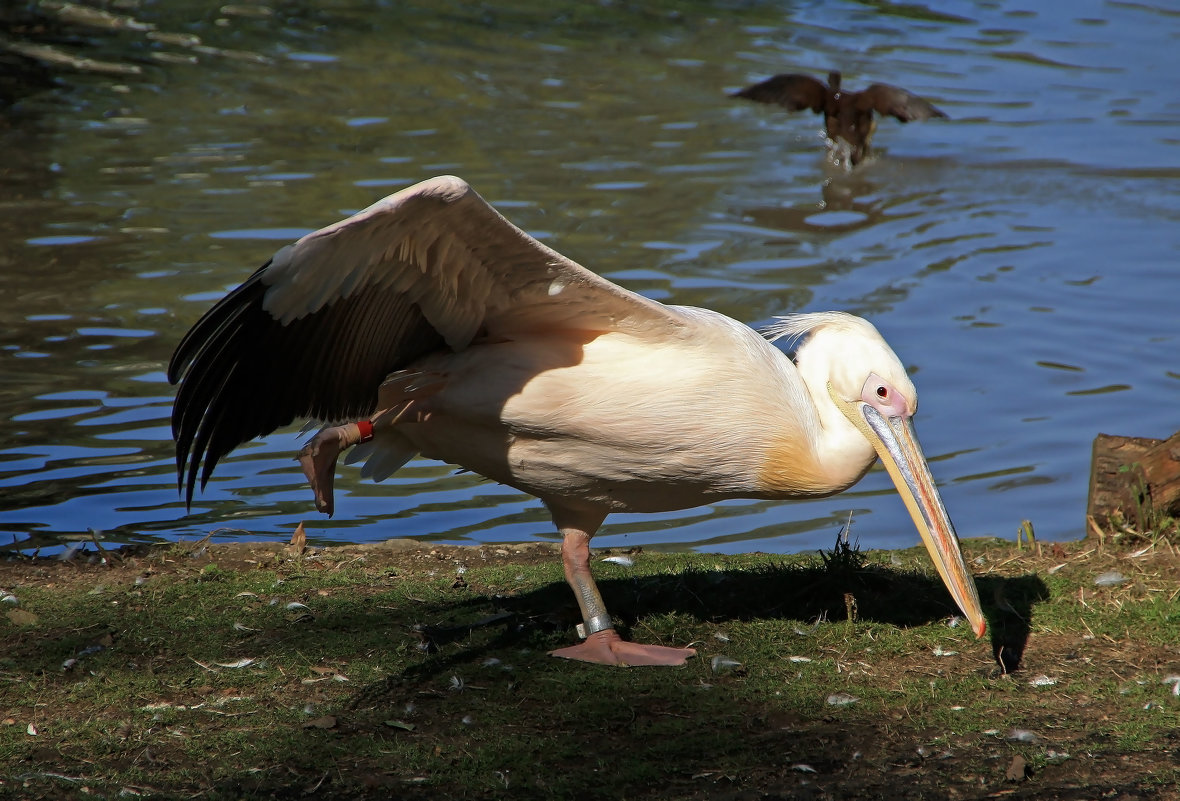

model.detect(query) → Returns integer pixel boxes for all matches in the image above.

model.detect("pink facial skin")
[861,372,912,418]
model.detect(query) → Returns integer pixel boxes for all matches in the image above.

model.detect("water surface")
[2,0,1177,555]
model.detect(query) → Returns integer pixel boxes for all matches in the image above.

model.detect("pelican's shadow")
[349,554,1050,706]
[977,573,1051,673]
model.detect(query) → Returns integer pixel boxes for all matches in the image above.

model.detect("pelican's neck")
[816,387,878,491]
[752,346,874,498]
[791,349,878,493]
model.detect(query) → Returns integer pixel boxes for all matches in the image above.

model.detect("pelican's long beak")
[861,405,986,638]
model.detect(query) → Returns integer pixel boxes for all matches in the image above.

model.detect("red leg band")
[356,420,374,443]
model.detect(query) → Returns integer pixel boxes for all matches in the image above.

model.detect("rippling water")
[2,0,1177,555]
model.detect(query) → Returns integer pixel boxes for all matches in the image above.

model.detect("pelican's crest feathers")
[763,311,876,346]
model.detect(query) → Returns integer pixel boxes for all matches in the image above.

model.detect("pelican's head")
[770,312,986,638]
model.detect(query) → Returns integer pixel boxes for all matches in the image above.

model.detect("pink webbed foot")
[297,421,372,516]
[550,629,696,667]
[297,432,343,516]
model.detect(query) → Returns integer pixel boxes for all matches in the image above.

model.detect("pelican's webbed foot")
[297,420,372,516]
[550,630,696,667]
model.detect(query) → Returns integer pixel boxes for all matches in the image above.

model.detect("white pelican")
[732,70,947,165]
[169,175,985,667]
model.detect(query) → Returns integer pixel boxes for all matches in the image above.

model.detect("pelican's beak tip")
[973,618,987,639]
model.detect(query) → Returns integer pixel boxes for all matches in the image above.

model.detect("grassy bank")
[2,534,1178,799]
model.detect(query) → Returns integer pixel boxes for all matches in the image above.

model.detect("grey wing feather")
[261,175,679,345]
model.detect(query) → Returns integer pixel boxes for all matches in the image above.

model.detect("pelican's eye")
[861,373,905,415]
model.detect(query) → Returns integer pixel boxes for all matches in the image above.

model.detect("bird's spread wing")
[168,175,686,502]
[855,83,947,122]
[731,74,828,113]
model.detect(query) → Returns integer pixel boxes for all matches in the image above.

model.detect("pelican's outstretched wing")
[168,175,685,503]
[856,83,947,122]
[731,74,828,114]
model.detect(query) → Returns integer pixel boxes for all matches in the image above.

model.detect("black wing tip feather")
[170,266,275,505]
[168,260,273,387]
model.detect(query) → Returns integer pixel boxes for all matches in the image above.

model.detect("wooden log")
[1087,431,1180,534]
[1139,431,1180,513]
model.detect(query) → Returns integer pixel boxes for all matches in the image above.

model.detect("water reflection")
[1,0,1177,556]
[741,172,889,237]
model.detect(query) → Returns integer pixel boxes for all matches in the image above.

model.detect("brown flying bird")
[732,70,947,165]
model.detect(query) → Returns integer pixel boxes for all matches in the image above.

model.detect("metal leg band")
[584,613,614,635]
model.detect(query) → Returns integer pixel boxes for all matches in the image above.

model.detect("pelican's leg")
[548,522,696,667]
[297,378,437,517]
[297,420,375,516]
